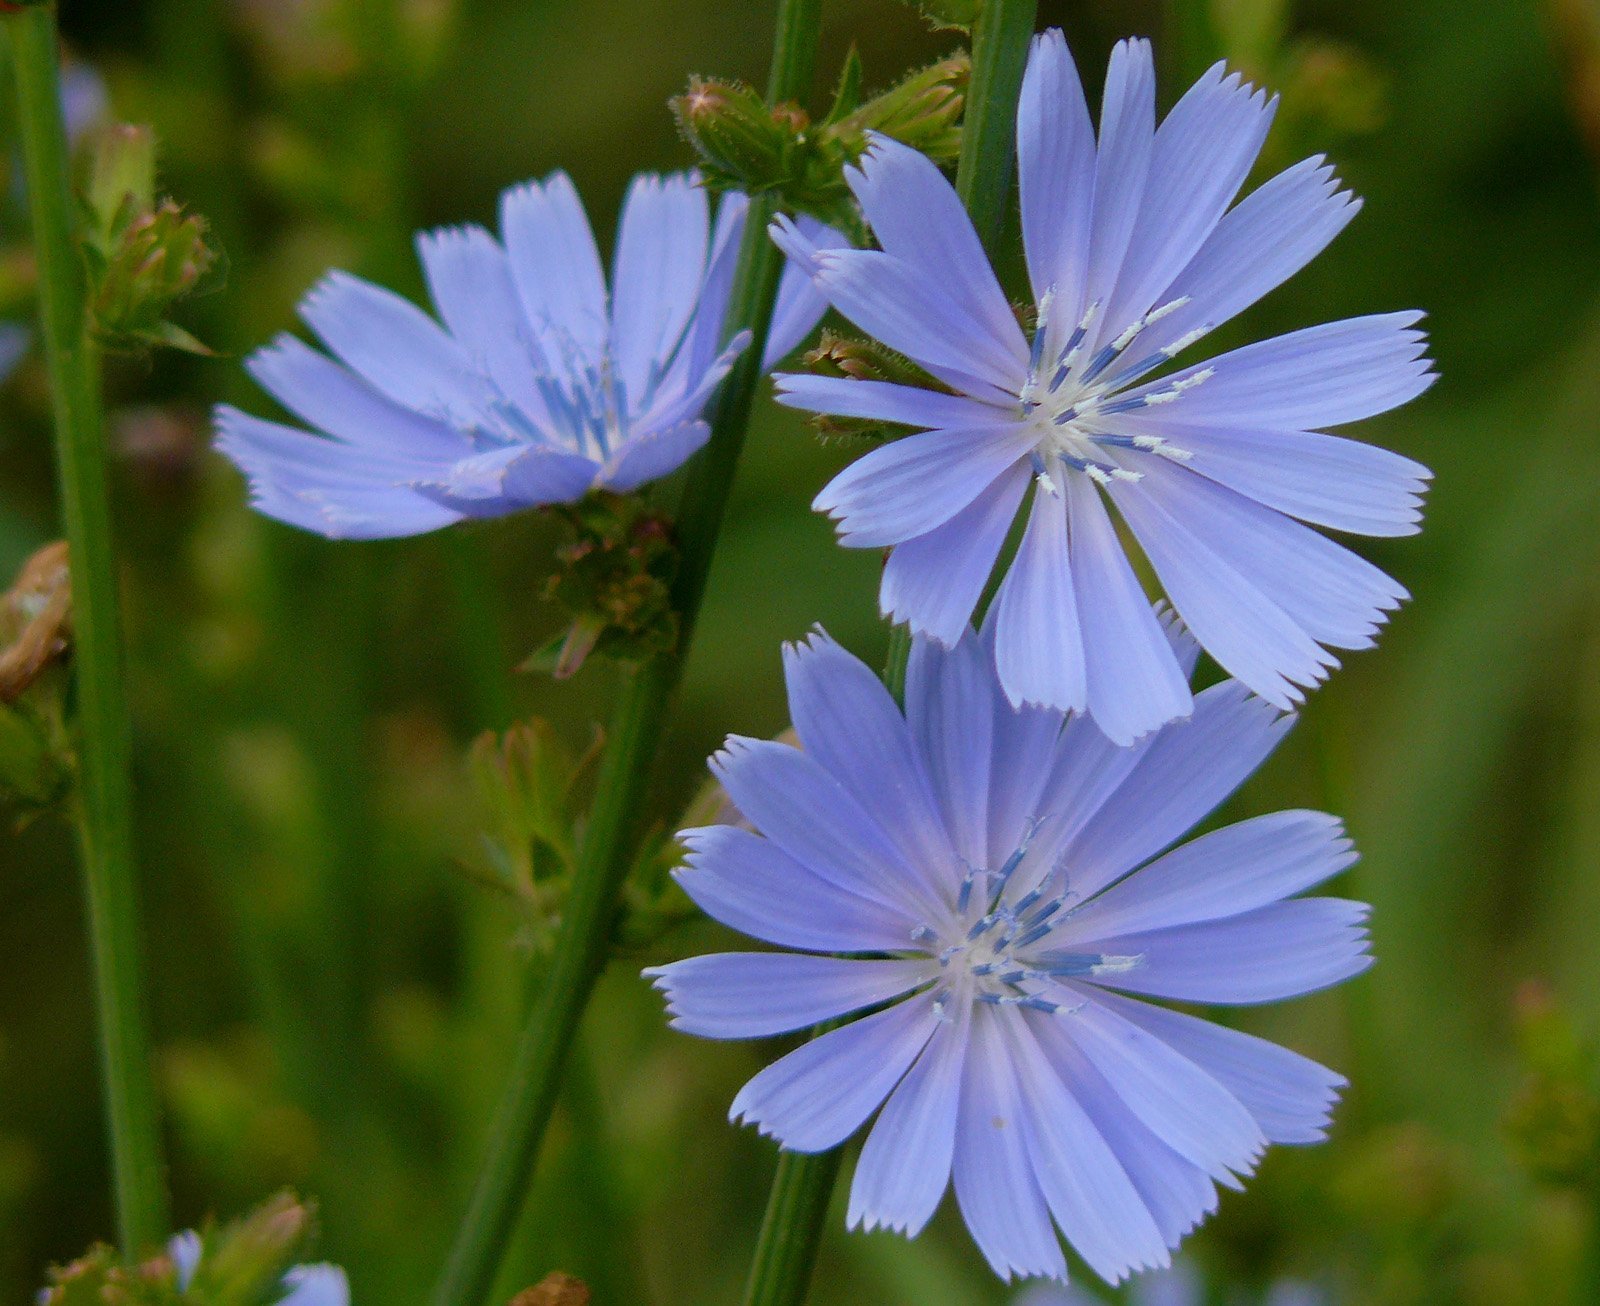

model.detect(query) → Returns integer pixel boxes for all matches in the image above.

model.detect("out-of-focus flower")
[774,29,1433,745]
[648,617,1367,1285]
[215,174,842,539]
[168,1224,348,1305]
[1015,1259,1325,1306]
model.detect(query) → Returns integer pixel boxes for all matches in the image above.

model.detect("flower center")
[912,834,1141,1019]
[1016,290,1212,494]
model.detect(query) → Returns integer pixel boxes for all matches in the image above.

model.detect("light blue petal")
[277,1265,350,1306]
[809,247,1027,401]
[993,486,1086,712]
[1043,1036,1218,1251]
[1080,898,1372,1005]
[411,443,597,513]
[710,737,937,921]
[297,271,489,429]
[953,1007,1069,1282]
[245,334,469,461]
[0,323,29,383]
[1136,156,1360,361]
[849,1008,967,1236]
[675,825,916,953]
[168,1232,202,1290]
[499,171,609,370]
[1059,998,1264,1181]
[783,630,956,901]
[609,172,710,406]
[1082,39,1156,328]
[1058,679,1291,900]
[1018,30,1097,315]
[906,630,995,871]
[639,332,748,433]
[1131,1264,1206,1306]
[773,373,1008,430]
[978,618,1067,869]
[1128,312,1434,431]
[646,953,934,1039]
[846,134,1028,371]
[764,215,849,367]
[1122,458,1409,654]
[1107,474,1336,708]
[417,224,549,428]
[1104,63,1275,341]
[1063,475,1192,745]
[882,463,1029,644]
[1111,417,1430,537]
[682,190,749,378]
[596,419,709,491]
[214,407,462,539]
[1065,810,1356,939]
[815,423,1037,548]
[1095,991,1345,1145]
[729,992,940,1150]
[1001,1008,1169,1282]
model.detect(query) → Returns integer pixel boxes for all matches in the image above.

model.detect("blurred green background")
[2,0,1599,1301]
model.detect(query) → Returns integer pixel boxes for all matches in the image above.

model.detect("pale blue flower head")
[1017,1259,1326,1306]
[215,174,841,538]
[647,617,1368,1285]
[773,30,1434,745]
[169,1230,349,1304]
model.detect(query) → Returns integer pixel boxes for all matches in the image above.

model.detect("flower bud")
[79,124,220,355]
[85,123,156,245]
[184,1192,315,1302]
[672,77,792,194]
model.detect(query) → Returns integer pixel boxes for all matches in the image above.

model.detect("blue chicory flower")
[647,618,1369,1285]
[215,174,841,538]
[169,1230,349,1304]
[772,30,1434,745]
[1016,1259,1325,1306]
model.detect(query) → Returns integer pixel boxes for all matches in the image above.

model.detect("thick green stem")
[743,1146,847,1306]
[955,0,1039,256]
[428,4,822,1302]
[4,2,169,1255]
[745,5,1040,1302]
[881,0,1036,698]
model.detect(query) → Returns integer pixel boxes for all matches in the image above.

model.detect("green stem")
[743,1147,847,1306]
[4,3,169,1255]
[428,4,822,1301]
[954,0,1039,256]
[745,5,1040,1301]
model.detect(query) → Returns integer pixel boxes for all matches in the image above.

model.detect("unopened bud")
[673,78,792,192]
[842,52,969,164]
[80,124,220,355]
[85,123,156,245]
